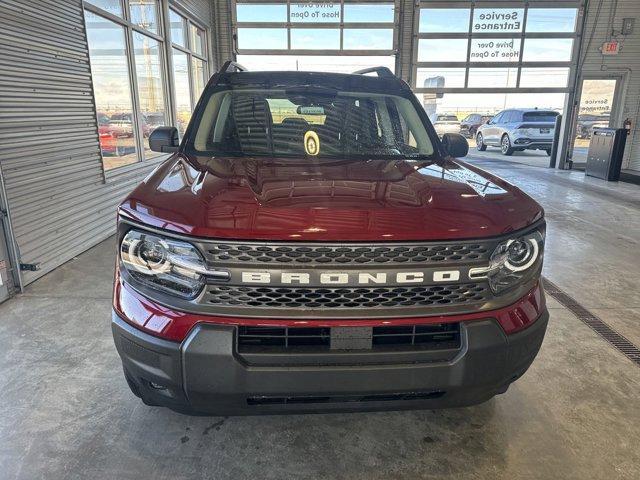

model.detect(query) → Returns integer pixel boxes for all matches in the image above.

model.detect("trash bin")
[585,128,627,181]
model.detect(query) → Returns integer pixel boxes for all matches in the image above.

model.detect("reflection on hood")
[121,154,542,241]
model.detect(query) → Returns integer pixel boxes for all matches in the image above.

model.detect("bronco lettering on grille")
[240,270,464,285]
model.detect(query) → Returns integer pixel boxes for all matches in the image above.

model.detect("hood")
[120,154,543,241]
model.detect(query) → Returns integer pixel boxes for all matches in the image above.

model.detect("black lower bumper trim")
[112,309,548,415]
[513,140,553,150]
[247,390,446,406]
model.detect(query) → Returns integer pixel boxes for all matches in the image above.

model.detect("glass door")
[570,78,620,168]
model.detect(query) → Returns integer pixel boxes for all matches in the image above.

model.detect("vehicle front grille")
[182,236,502,318]
[202,242,491,265]
[205,283,489,309]
[237,323,461,353]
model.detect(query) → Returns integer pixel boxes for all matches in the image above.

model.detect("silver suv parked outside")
[476,108,559,156]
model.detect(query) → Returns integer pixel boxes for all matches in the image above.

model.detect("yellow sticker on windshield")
[304,130,320,156]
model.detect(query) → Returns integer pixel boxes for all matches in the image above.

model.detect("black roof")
[215,62,410,95]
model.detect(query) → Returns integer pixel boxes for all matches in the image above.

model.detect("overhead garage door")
[232,0,398,73]
[411,1,583,121]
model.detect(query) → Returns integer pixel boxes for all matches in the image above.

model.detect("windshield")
[438,115,459,122]
[523,111,558,123]
[189,88,435,159]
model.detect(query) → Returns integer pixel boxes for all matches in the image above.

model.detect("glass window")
[571,79,617,163]
[87,0,122,17]
[491,112,504,123]
[434,115,459,122]
[520,68,570,88]
[291,29,340,50]
[416,68,465,89]
[192,57,207,101]
[418,39,467,62]
[290,3,341,23]
[523,111,559,122]
[236,4,287,22]
[86,3,207,168]
[132,32,167,159]
[523,38,573,62]
[237,54,395,73]
[470,39,520,62]
[468,68,518,88]
[343,29,393,50]
[190,24,206,56]
[472,9,524,33]
[578,79,617,116]
[190,89,435,158]
[420,9,470,33]
[502,111,516,123]
[344,4,394,23]
[129,0,159,34]
[173,49,192,136]
[169,9,187,47]
[85,11,138,170]
[526,8,578,33]
[237,28,287,49]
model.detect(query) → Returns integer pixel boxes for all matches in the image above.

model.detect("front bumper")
[112,307,549,415]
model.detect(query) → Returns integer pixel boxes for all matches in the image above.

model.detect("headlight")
[471,227,545,294]
[120,230,206,299]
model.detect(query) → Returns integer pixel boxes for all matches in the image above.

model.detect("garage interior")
[1,0,640,478]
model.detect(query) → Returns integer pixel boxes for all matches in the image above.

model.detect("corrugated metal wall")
[580,0,640,171]
[0,0,212,286]
[210,0,234,65]
[396,0,415,83]
[173,0,211,22]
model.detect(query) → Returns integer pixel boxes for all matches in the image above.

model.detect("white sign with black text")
[472,9,524,33]
[290,3,340,22]
[470,38,520,62]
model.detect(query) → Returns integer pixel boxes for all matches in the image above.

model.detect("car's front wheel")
[476,133,487,151]
[501,135,515,156]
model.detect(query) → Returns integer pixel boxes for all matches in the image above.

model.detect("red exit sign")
[601,41,620,55]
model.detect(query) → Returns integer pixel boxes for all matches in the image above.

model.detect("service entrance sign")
[472,9,524,33]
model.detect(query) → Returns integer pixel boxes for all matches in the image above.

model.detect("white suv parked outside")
[476,108,558,156]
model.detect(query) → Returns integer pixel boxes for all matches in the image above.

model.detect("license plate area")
[330,327,373,350]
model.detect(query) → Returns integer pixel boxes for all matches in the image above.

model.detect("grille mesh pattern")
[204,243,491,265]
[205,283,489,309]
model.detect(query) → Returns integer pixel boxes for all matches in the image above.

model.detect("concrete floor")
[1,158,640,480]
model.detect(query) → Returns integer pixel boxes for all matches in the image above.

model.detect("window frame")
[168,6,210,110]
[83,0,210,177]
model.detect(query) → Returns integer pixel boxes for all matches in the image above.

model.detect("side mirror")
[441,133,469,158]
[149,126,179,153]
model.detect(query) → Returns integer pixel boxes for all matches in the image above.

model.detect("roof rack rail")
[219,60,248,73]
[352,66,395,79]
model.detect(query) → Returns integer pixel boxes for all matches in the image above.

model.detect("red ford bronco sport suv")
[112,62,548,415]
